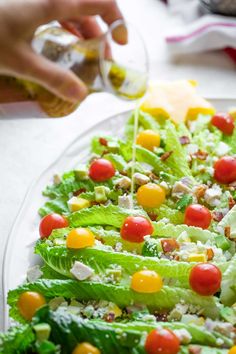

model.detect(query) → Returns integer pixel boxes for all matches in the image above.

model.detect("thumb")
[16,49,88,103]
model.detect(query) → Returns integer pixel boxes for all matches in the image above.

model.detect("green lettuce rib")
[108,321,233,348]
[220,254,236,306]
[8,279,221,321]
[103,153,127,172]
[164,121,193,179]
[153,221,219,243]
[135,145,171,174]
[68,204,147,228]
[35,242,193,286]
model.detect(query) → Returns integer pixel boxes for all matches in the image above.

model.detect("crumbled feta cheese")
[159,217,170,224]
[160,181,169,191]
[133,172,150,185]
[70,261,93,281]
[27,265,43,282]
[215,142,230,157]
[204,185,222,207]
[173,329,192,344]
[186,144,199,155]
[115,242,123,252]
[168,303,188,321]
[172,181,191,198]
[118,195,132,209]
[114,176,131,189]
[206,166,214,176]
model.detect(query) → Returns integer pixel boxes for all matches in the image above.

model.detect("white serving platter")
[2,98,235,330]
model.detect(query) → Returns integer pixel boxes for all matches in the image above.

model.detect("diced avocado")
[94,186,108,203]
[105,268,122,282]
[107,141,119,153]
[215,235,230,251]
[67,196,90,212]
[142,238,162,257]
[220,306,236,325]
[74,165,88,180]
[48,297,66,310]
[33,323,51,342]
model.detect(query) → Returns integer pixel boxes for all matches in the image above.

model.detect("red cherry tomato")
[121,216,153,243]
[89,158,115,182]
[189,263,222,296]
[145,328,180,354]
[39,213,68,239]
[184,204,211,229]
[214,156,236,184]
[211,112,234,135]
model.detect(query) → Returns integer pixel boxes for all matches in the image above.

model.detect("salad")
[1,87,236,354]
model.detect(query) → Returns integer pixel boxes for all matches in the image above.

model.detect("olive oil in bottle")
[0,22,148,118]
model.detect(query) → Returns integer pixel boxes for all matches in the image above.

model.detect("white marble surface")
[0,0,235,326]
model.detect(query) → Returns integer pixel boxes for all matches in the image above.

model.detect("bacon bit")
[73,188,86,196]
[120,171,128,176]
[206,248,214,261]
[212,211,224,222]
[229,196,236,210]
[188,346,202,354]
[147,211,158,221]
[161,239,179,253]
[193,150,208,160]
[160,151,173,161]
[99,137,108,146]
[101,150,109,156]
[179,136,190,145]
[148,172,159,181]
[174,255,180,261]
[154,311,168,322]
[229,181,236,190]
[103,313,115,323]
[194,185,207,200]
[224,226,231,239]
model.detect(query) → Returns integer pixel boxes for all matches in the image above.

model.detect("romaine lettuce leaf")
[35,242,193,286]
[68,204,147,228]
[8,279,221,320]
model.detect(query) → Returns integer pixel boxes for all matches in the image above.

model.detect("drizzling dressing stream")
[130,100,141,208]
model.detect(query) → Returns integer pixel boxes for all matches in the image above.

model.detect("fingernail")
[112,24,128,45]
[64,83,88,103]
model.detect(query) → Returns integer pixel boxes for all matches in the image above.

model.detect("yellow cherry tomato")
[18,291,46,321]
[131,270,163,293]
[137,183,165,208]
[72,342,101,354]
[229,346,236,354]
[66,228,95,249]
[136,130,161,151]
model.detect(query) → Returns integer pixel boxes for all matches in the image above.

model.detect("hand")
[0,0,125,103]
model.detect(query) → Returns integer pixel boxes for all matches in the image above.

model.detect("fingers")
[42,0,127,43]
[15,47,88,103]
[61,16,103,40]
